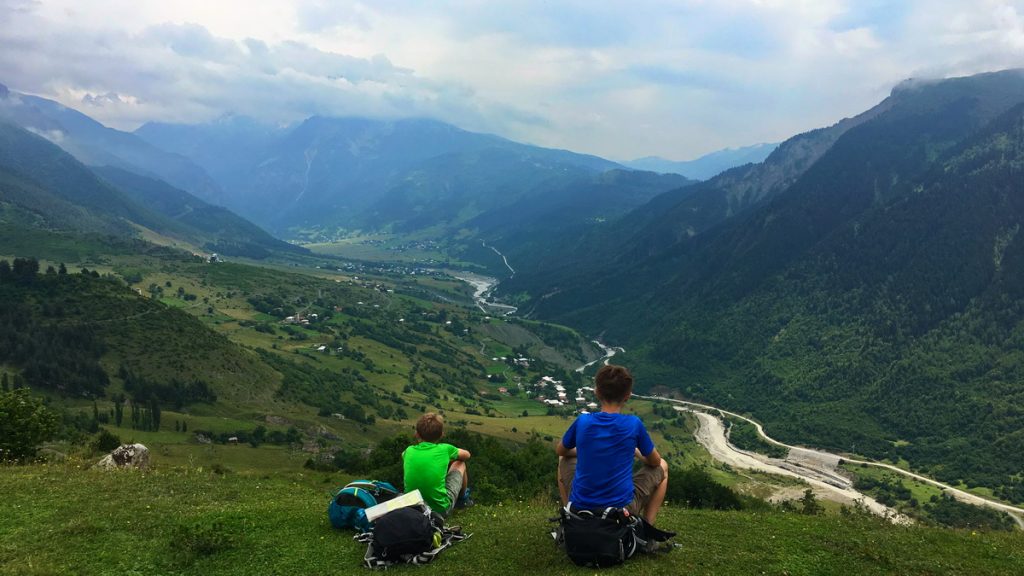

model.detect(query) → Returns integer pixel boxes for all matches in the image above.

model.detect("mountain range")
[625,142,778,180]
[1,83,704,271]
[135,115,695,247]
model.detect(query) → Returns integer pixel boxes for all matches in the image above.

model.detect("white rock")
[96,443,150,471]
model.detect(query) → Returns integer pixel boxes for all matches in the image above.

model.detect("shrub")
[92,428,122,453]
[0,389,58,462]
[666,465,744,510]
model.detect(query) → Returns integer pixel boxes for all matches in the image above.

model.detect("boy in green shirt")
[403,412,472,515]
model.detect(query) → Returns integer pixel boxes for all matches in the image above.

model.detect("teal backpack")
[328,480,401,531]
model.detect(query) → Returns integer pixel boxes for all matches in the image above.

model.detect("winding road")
[636,394,1024,529]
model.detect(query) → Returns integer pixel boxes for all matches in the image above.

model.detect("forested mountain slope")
[503,70,1024,498]
[0,85,220,200]
[500,70,895,288]
[0,259,280,403]
[92,166,305,258]
[0,122,301,258]
[0,122,170,236]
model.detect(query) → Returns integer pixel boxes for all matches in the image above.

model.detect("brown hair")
[416,412,444,442]
[595,364,633,404]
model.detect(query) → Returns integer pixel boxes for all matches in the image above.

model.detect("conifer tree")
[113,394,125,427]
[150,399,161,431]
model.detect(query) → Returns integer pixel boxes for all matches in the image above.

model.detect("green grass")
[2,463,1023,575]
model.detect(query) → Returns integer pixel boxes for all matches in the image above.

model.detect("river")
[574,340,623,373]
[450,271,517,316]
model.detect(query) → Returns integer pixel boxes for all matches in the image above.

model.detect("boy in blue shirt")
[556,364,669,525]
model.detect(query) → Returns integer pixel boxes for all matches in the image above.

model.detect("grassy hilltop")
[2,462,1023,576]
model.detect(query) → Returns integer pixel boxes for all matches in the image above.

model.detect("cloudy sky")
[2,0,1024,160]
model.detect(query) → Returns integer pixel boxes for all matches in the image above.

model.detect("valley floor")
[2,463,1023,575]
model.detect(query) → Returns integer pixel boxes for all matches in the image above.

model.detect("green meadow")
[3,462,1023,576]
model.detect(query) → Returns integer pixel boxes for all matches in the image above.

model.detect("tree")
[799,489,824,515]
[113,394,125,427]
[0,389,58,462]
[149,398,161,431]
[58,263,67,275]
[11,257,39,284]
[87,404,99,433]
[1,373,8,392]
[250,425,267,447]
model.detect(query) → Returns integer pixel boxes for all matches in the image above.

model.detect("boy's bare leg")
[557,456,575,505]
[448,460,468,500]
[644,459,669,525]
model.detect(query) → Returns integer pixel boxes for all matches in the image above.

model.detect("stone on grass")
[96,443,150,471]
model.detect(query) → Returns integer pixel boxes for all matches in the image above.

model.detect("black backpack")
[373,506,440,559]
[356,504,471,567]
[554,505,677,568]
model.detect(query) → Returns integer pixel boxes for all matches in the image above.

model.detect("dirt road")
[687,410,905,520]
[637,394,1024,529]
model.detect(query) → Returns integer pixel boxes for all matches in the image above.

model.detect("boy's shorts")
[558,457,665,516]
[444,468,464,514]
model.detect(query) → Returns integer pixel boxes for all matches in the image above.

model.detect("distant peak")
[0,83,8,98]
[891,76,942,95]
[891,68,1024,97]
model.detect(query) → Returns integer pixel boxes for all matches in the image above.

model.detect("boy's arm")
[456,448,471,461]
[555,442,577,457]
[639,447,662,468]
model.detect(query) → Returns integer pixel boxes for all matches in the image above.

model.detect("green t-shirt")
[403,441,459,514]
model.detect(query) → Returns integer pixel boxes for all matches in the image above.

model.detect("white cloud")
[2,1,1024,160]
[24,126,65,144]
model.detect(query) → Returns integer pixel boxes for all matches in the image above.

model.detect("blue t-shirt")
[561,412,655,510]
